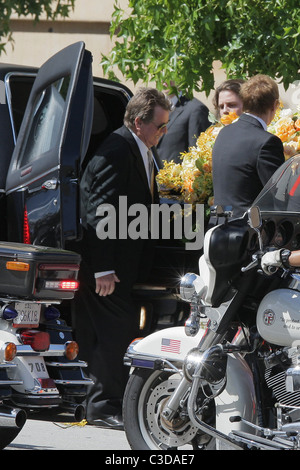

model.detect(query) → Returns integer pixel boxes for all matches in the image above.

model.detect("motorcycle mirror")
[248,206,262,229]
[248,206,263,251]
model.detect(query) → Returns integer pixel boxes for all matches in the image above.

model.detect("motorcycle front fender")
[124,325,207,370]
[215,353,258,447]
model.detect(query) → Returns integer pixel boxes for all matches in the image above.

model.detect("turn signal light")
[65,341,79,360]
[4,342,17,361]
[19,330,50,352]
[6,261,30,272]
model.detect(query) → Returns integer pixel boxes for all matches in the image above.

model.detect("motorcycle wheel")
[123,368,216,450]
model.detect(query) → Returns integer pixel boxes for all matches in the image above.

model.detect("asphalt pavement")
[4,414,131,451]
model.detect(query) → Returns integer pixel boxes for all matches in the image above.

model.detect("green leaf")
[101,0,300,94]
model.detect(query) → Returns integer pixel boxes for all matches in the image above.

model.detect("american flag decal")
[161,338,181,354]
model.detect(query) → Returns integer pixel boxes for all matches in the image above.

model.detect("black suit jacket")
[79,125,158,287]
[157,96,210,163]
[212,113,285,217]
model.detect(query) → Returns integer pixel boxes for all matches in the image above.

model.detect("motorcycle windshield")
[253,154,300,213]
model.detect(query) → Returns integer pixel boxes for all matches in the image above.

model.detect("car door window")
[5,73,36,143]
[17,76,70,168]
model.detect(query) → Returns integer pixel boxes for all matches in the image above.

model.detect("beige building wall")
[3,1,124,78]
[0,0,293,110]
[1,0,226,111]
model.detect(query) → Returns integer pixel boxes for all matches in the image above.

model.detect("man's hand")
[95,273,120,296]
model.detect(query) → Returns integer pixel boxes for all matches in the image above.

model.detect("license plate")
[23,357,58,393]
[25,357,49,379]
[13,302,41,327]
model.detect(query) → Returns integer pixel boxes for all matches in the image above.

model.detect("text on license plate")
[22,357,58,393]
[13,302,41,326]
[24,357,49,378]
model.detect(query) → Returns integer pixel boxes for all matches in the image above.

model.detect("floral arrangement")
[156,112,238,206]
[156,107,300,207]
[268,107,300,157]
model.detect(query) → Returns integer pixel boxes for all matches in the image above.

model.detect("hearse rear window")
[17,75,71,168]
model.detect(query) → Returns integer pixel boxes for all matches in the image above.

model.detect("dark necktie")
[147,149,154,198]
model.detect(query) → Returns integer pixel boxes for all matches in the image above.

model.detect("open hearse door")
[2,41,200,332]
[5,41,94,248]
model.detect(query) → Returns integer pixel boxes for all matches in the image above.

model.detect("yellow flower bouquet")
[156,107,300,208]
[268,107,300,158]
[156,112,239,206]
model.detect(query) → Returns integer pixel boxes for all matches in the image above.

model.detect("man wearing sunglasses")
[75,88,172,429]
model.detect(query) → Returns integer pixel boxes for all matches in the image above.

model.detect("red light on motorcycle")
[38,378,56,389]
[20,330,50,352]
[65,341,79,360]
[44,280,79,290]
[4,342,17,361]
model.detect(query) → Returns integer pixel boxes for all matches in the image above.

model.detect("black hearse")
[0,42,201,334]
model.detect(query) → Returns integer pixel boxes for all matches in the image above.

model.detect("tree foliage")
[0,1,75,53]
[101,0,300,96]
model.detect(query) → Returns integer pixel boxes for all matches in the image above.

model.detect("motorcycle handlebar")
[242,248,300,275]
[241,254,260,272]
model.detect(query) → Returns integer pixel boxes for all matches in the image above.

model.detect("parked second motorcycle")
[0,242,92,449]
[123,155,300,450]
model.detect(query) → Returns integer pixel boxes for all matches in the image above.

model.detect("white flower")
[279,108,293,118]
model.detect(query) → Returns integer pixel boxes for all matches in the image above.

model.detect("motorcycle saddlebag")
[0,242,80,300]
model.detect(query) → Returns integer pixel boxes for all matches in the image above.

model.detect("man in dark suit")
[156,81,211,163]
[212,74,285,218]
[74,88,172,428]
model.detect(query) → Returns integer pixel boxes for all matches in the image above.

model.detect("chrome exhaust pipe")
[0,406,27,428]
[61,403,85,422]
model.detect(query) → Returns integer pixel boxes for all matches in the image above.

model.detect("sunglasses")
[151,120,169,131]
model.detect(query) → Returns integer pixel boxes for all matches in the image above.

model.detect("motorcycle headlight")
[180,273,198,302]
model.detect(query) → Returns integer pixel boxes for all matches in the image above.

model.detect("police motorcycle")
[123,154,300,450]
[0,242,92,449]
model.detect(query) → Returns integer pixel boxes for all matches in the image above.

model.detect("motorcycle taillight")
[38,378,56,389]
[19,330,50,352]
